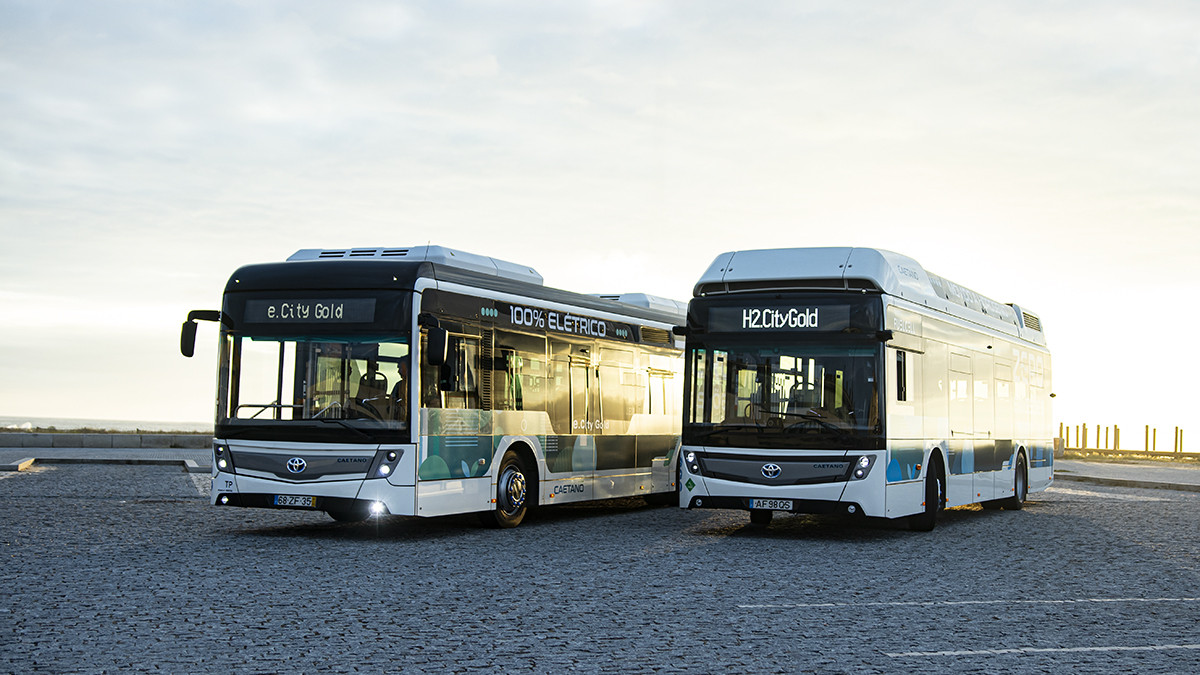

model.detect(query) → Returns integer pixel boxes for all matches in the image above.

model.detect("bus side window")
[896,350,908,402]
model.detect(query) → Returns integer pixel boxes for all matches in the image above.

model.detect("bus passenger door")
[973,355,995,501]
[544,342,595,500]
[946,353,974,506]
[570,359,602,488]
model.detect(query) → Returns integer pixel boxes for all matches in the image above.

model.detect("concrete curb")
[1054,472,1200,493]
[0,433,211,449]
[0,457,35,472]
[1,457,210,473]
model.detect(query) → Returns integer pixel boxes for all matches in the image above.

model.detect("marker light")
[219,495,229,505]
[685,451,701,474]
[369,501,386,516]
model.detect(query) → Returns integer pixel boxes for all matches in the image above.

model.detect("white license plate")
[749,498,793,511]
[274,495,316,508]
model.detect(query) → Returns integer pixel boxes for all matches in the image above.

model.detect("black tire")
[908,460,944,532]
[482,450,532,528]
[749,509,773,526]
[999,454,1028,510]
[327,506,369,522]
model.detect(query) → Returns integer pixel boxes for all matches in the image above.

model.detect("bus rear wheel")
[482,450,531,528]
[998,454,1028,510]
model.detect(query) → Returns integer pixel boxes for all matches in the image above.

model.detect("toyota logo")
[286,457,307,474]
[761,463,782,479]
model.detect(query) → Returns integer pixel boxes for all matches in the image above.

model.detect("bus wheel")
[485,450,531,529]
[327,506,369,522]
[908,461,944,532]
[749,509,773,526]
[999,454,1028,510]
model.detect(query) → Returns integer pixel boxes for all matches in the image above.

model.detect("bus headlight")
[369,501,387,516]
[213,443,234,474]
[850,455,876,480]
[684,451,701,474]
[368,448,405,479]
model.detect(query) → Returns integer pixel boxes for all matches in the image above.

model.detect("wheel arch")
[496,438,540,504]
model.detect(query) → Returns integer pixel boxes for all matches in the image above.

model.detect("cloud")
[0,0,1198,424]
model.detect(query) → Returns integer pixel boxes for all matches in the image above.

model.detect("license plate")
[749,498,793,511]
[274,495,316,508]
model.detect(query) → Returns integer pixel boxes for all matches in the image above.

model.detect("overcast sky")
[2,1,1197,441]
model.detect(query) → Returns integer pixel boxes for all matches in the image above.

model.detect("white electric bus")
[181,246,685,527]
[678,247,1052,530]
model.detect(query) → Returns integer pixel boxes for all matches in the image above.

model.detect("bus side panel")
[1029,441,1053,492]
[885,479,924,519]
[416,476,492,517]
[945,440,975,508]
[357,482,416,516]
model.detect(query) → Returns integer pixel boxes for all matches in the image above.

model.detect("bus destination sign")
[244,299,376,324]
[708,304,851,332]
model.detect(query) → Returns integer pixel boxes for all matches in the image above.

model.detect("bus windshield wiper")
[313,417,374,440]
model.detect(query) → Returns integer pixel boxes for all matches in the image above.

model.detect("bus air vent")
[640,327,671,344]
[1022,312,1042,332]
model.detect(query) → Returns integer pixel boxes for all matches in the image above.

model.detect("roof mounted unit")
[593,293,688,317]
[287,245,544,285]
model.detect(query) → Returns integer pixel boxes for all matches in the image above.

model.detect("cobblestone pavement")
[2,466,1198,674]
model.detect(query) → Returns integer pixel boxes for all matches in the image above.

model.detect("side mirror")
[180,321,199,358]
[180,310,221,358]
[426,326,448,366]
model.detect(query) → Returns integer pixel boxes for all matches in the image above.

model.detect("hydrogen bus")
[181,246,685,527]
[678,247,1052,530]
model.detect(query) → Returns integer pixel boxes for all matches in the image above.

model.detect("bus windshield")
[684,342,881,450]
[219,334,411,431]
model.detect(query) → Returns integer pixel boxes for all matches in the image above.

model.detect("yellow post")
[1145,425,1150,452]
[1105,426,1109,449]
[1115,425,1120,451]
[1083,424,1089,450]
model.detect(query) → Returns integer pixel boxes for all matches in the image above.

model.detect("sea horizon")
[0,415,212,434]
